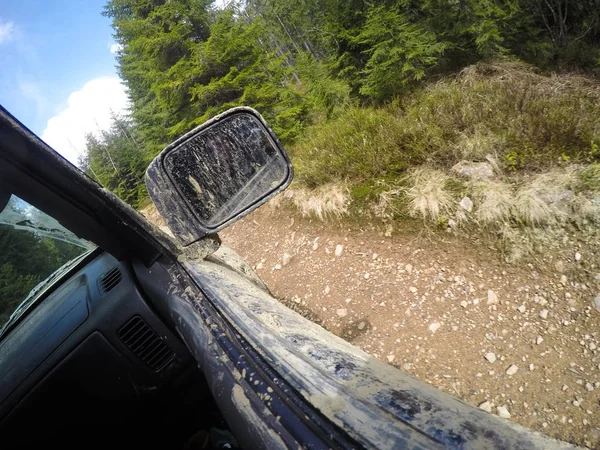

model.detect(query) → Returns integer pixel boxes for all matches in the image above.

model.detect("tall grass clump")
[472,180,513,225]
[405,168,453,221]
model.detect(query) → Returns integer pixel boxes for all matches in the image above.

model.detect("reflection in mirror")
[164,113,289,228]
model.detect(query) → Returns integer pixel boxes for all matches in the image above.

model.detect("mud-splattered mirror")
[162,111,291,230]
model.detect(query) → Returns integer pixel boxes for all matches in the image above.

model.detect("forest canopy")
[83,0,600,208]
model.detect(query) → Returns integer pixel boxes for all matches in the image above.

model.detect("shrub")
[290,61,600,204]
[289,106,425,188]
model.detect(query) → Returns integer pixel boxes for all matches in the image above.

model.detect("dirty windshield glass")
[0,195,95,328]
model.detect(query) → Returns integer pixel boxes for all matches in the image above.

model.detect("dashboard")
[0,250,193,443]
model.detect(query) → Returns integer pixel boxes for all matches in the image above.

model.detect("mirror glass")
[163,113,289,228]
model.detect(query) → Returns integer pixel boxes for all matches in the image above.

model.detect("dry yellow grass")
[270,183,350,220]
[472,180,513,225]
[405,168,453,221]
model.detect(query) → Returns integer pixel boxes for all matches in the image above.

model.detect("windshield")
[0,194,95,329]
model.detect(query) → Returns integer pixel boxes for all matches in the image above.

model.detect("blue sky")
[0,0,128,163]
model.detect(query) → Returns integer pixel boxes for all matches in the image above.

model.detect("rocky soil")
[141,202,600,447]
[218,206,600,448]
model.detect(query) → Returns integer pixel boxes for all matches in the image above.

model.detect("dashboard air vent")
[118,316,174,371]
[99,267,122,293]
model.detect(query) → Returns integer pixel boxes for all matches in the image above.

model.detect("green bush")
[290,62,600,203]
[289,106,426,188]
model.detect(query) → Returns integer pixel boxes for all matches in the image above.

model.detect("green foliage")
[291,62,600,202]
[0,218,84,325]
[579,163,600,191]
[188,9,310,141]
[351,4,447,101]
[505,150,525,171]
[294,53,351,120]
[289,106,424,188]
[90,0,600,208]
[80,113,150,208]
[0,263,39,324]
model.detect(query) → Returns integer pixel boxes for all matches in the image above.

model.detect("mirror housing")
[146,107,293,246]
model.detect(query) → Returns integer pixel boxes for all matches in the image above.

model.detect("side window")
[0,194,95,327]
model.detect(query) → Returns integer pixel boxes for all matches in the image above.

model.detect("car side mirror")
[146,107,293,245]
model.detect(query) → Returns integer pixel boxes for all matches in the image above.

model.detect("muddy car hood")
[182,257,577,450]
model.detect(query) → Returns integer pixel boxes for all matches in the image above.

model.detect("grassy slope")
[291,61,599,190]
[281,61,600,262]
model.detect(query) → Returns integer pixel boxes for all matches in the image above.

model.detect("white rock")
[273,264,282,271]
[487,290,499,305]
[255,262,263,270]
[451,161,494,179]
[387,355,395,363]
[282,253,292,266]
[536,336,544,345]
[405,264,413,274]
[589,343,596,350]
[593,296,600,313]
[506,364,519,376]
[573,400,580,407]
[363,273,370,280]
[473,298,480,305]
[334,244,344,257]
[459,196,474,212]
[478,401,492,413]
[560,275,567,285]
[485,352,497,363]
[312,238,319,251]
[585,383,594,391]
[336,308,347,318]
[539,309,549,320]
[575,252,582,261]
[460,300,468,308]
[324,285,330,294]
[429,322,441,333]
[357,321,366,330]
[529,364,535,371]
[517,305,526,313]
[497,406,511,418]
[409,286,418,293]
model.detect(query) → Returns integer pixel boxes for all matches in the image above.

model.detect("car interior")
[0,132,235,449]
[0,251,233,448]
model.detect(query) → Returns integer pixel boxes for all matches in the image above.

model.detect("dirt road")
[217,206,600,448]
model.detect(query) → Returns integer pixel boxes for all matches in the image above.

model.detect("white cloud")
[0,19,15,45]
[109,42,123,54]
[41,77,129,165]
